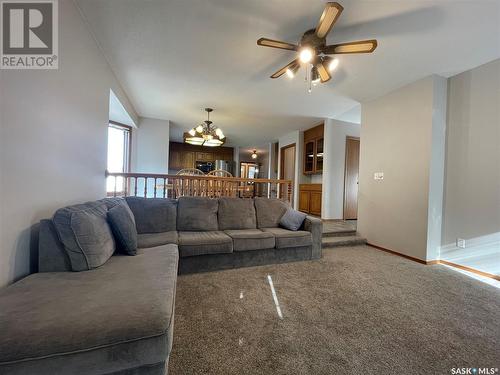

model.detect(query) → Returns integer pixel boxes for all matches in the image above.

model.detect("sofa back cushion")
[254,197,289,228]
[125,197,177,234]
[177,197,218,231]
[52,201,115,271]
[218,198,256,230]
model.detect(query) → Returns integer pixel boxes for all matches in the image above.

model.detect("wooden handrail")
[105,171,293,202]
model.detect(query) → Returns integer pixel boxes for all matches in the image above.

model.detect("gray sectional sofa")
[0,196,322,375]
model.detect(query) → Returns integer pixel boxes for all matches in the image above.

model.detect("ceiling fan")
[257,2,377,90]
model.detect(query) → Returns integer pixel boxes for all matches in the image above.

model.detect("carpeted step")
[322,230,357,238]
[322,235,367,248]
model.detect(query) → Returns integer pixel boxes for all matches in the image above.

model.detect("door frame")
[280,143,296,205]
[343,136,360,220]
[279,143,296,179]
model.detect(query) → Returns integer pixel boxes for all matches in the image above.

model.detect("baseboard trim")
[367,243,499,280]
[367,243,437,265]
[438,260,500,281]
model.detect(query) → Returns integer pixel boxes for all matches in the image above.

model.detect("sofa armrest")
[303,216,322,259]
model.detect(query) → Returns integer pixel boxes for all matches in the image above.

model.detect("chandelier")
[184,108,226,147]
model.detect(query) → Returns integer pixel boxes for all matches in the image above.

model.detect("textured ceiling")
[76,0,500,147]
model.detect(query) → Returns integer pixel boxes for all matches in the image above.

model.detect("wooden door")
[280,144,296,205]
[315,138,324,173]
[181,152,195,169]
[344,137,360,220]
[299,191,310,213]
[310,191,322,216]
[303,140,315,174]
[169,150,182,170]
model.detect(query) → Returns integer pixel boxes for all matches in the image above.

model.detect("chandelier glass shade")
[184,108,226,147]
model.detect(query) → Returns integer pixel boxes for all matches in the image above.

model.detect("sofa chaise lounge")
[0,196,322,374]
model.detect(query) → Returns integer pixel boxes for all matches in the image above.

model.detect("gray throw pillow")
[53,201,115,271]
[108,203,138,255]
[279,208,307,231]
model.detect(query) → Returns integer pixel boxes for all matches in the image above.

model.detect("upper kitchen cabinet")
[303,123,324,175]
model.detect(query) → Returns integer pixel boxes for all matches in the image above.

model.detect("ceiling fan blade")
[316,62,331,83]
[270,59,299,79]
[257,38,298,51]
[315,2,344,39]
[323,39,378,54]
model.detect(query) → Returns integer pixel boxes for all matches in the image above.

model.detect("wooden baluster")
[133,177,137,196]
[124,177,128,197]
[144,177,148,198]
[113,177,117,197]
[287,182,292,203]
[154,178,158,198]
[163,178,167,198]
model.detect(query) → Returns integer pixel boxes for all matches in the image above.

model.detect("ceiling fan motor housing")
[300,29,326,54]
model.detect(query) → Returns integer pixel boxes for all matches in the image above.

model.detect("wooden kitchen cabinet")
[169,149,194,170]
[196,152,213,162]
[299,184,322,216]
[180,151,195,169]
[303,123,324,175]
[169,142,234,172]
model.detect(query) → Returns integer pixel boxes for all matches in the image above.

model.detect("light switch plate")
[374,172,384,180]
[456,238,466,248]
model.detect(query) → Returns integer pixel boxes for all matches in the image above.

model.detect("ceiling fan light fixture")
[195,125,204,133]
[299,47,314,63]
[328,57,339,72]
[286,62,300,79]
[311,66,320,85]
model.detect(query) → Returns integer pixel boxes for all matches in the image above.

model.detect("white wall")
[0,0,137,287]
[322,119,361,219]
[278,130,306,209]
[130,117,170,198]
[357,76,447,262]
[131,118,170,174]
[441,59,500,275]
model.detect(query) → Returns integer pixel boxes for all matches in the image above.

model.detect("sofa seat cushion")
[261,228,312,249]
[178,231,233,257]
[0,245,178,375]
[218,198,257,230]
[224,229,275,252]
[138,231,178,248]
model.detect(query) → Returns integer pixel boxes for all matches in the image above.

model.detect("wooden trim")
[438,260,500,281]
[368,243,499,280]
[367,243,437,265]
[279,143,296,179]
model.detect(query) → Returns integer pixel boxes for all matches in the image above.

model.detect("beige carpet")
[169,246,500,374]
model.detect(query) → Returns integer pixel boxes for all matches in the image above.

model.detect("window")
[106,122,131,194]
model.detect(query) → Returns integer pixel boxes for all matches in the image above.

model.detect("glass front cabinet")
[303,123,324,175]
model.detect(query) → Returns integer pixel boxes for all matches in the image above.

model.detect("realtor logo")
[1,0,58,69]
